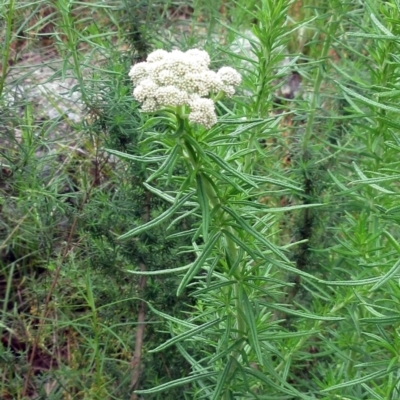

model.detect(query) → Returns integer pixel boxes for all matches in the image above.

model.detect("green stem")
[302,12,339,152]
[0,0,15,97]
[180,128,246,392]
[57,0,88,105]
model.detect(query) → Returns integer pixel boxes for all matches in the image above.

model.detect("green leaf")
[177,231,222,295]
[337,82,400,113]
[226,148,258,161]
[134,372,217,394]
[384,230,400,253]
[183,133,207,160]
[192,280,236,296]
[208,168,246,193]
[166,207,200,232]
[352,162,395,193]
[321,368,397,392]
[205,151,259,188]
[360,316,400,324]
[370,258,400,291]
[346,32,400,40]
[141,115,177,130]
[146,302,196,329]
[231,201,323,212]
[322,277,381,286]
[241,289,263,364]
[142,182,196,206]
[196,173,210,240]
[105,148,166,163]
[226,118,268,135]
[244,367,314,400]
[361,384,384,400]
[146,144,181,183]
[166,228,197,240]
[221,206,289,262]
[149,317,223,352]
[351,175,400,184]
[262,303,344,321]
[249,175,302,191]
[222,228,263,262]
[118,191,195,240]
[126,264,192,275]
[211,356,234,400]
[258,330,320,340]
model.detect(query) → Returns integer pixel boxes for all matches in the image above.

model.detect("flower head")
[188,97,217,129]
[155,86,189,107]
[129,48,241,128]
[133,79,159,103]
[217,67,242,98]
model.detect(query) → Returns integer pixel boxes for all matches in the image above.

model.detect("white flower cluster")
[129,49,241,128]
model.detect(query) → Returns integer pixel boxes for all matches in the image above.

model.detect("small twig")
[160,352,172,380]
[0,207,33,251]
[130,190,151,398]
[22,154,103,396]
[129,263,147,398]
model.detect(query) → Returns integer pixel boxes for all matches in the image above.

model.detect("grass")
[2,0,400,398]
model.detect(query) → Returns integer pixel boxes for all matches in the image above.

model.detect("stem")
[0,0,15,97]
[130,190,151,398]
[57,0,88,105]
[302,12,339,152]
[180,129,246,396]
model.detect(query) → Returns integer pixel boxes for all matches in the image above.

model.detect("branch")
[130,190,151,398]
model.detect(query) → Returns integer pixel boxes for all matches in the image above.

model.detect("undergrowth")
[1,0,400,399]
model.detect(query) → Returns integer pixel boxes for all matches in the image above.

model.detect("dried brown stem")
[130,190,151,398]
[22,146,104,396]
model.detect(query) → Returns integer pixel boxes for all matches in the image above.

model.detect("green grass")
[2,0,400,398]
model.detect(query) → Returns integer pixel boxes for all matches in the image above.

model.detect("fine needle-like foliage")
[2,0,400,398]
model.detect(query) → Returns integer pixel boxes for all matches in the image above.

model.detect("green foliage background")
[1,0,400,398]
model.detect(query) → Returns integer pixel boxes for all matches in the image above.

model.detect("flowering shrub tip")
[129,49,241,129]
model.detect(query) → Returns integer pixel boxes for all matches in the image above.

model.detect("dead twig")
[22,142,104,396]
[130,190,151,399]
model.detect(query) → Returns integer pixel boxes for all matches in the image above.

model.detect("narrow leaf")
[177,231,222,295]
[208,168,245,193]
[146,144,181,183]
[118,191,195,240]
[205,151,259,188]
[192,280,236,296]
[146,302,196,329]
[322,277,381,286]
[211,356,234,400]
[370,12,395,36]
[134,372,217,394]
[241,289,263,364]
[351,175,400,185]
[150,318,223,353]
[196,173,210,240]
[105,148,166,163]
[263,303,344,321]
[183,133,207,159]
[244,367,314,400]
[127,264,192,275]
[231,201,323,212]
[360,316,400,324]
[370,259,400,291]
[222,228,263,262]
[143,182,197,206]
[222,206,289,262]
[352,162,395,193]
[249,175,301,191]
[383,230,400,253]
[338,82,400,113]
[321,368,397,392]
